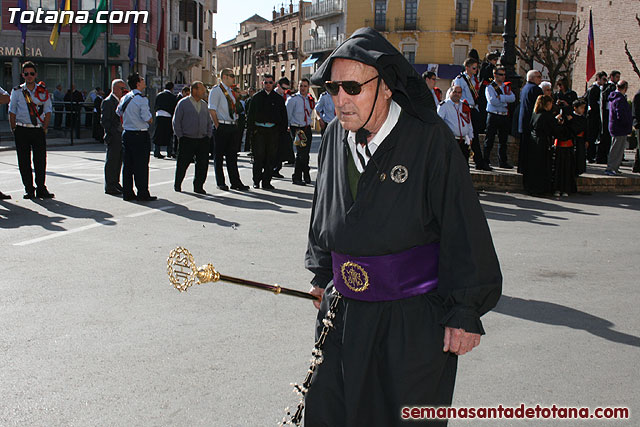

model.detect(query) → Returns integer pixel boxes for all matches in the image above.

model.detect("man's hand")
[443,327,481,356]
[309,286,325,310]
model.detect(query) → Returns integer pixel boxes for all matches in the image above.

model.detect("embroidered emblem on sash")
[390,165,409,183]
[340,261,370,292]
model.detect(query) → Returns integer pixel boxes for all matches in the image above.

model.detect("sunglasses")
[324,75,379,96]
[23,72,36,76]
[264,81,274,84]
[495,73,506,76]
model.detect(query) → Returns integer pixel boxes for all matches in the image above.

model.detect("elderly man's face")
[533,72,543,86]
[541,84,552,97]
[450,86,462,103]
[330,58,392,133]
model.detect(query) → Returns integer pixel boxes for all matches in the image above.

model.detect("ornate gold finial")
[167,247,219,292]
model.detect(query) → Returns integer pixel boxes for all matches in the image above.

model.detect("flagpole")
[104,0,110,93]
[70,19,74,146]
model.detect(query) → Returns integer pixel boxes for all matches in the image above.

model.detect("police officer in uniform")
[8,61,54,199]
[116,73,157,202]
[484,66,516,168]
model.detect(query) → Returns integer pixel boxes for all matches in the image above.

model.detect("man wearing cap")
[8,61,54,199]
[302,28,502,426]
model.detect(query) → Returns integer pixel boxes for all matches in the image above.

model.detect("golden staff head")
[167,246,219,292]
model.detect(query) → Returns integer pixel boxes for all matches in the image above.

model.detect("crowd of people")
[1,55,639,202]
[428,51,640,197]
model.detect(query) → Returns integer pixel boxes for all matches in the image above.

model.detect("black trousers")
[104,134,123,192]
[484,113,510,165]
[54,106,63,128]
[305,286,457,426]
[291,125,313,180]
[470,108,486,167]
[214,124,243,187]
[122,130,151,199]
[175,136,210,190]
[252,126,280,185]
[456,138,470,163]
[14,126,47,193]
[154,116,174,156]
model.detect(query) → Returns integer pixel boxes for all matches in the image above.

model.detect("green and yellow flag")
[79,0,107,55]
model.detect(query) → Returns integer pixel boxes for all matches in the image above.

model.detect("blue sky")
[214,0,276,43]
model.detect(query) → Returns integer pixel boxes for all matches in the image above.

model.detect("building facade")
[572,0,638,95]
[254,1,310,89]
[231,14,271,90]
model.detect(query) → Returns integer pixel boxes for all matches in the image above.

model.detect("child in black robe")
[569,99,588,176]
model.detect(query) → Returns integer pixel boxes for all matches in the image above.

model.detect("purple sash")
[331,244,439,302]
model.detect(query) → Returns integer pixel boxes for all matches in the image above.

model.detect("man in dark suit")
[517,69,543,174]
[153,81,178,158]
[587,71,607,163]
[101,79,128,195]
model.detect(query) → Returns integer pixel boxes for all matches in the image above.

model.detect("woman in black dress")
[525,95,564,195]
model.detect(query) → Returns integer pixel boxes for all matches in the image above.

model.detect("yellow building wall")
[346,0,520,66]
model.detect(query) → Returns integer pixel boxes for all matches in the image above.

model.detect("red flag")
[586,9,596,82]
[157,8,165,73]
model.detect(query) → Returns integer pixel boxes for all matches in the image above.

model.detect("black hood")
[311,27,438,123]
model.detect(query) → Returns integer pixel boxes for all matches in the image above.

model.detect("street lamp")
[500,0,522,95]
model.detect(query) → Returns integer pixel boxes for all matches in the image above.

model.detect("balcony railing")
[305,0,344,20]
[287,41,297,51]
[364,18,388,32]
[303,34,345,53]
[277,43,285,53]
[452,18,478,32]
[269,45,277,56]
[395,17,420,31]
[489,20,504,34]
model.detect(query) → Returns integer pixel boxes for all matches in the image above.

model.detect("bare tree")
[515,16,584,85]
[623,14,640,81]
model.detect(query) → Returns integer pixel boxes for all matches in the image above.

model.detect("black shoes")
[0,191,11,200]
[137,195,158,202]
[154,154,165,159]
[272,172,285,178]
[174,185,182,192]
[105,188,122,195]
[194,188,207,195]
[499,163,514,169]
[23,192,35,199]
[476,164,493,172]
[253,182,260,189]
[123,194,137,201]
[262,183,275,190]
[292,179,305,186]
[304,172,312,184]
[217,185,230,191]
[36,188,55,199]
[231,184,250,191]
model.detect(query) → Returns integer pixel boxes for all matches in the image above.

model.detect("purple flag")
[17,0,28,45]
[128,0,138,69]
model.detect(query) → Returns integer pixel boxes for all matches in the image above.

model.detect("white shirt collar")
[347,100,401,173]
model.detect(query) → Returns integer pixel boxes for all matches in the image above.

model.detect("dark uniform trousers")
[175,136,210,190]
[291,125,313,181]
[104,134,123,192]
[122,130,152,198]
[470,108,487,167]
[154,116,174,156]
[15,126,47,193]
[214,124,242,187]
[252,126,280,186]
[484,112,510,165]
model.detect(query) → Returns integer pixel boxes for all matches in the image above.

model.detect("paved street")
[1,140,638,426]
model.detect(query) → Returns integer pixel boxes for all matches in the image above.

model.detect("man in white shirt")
[438,85,473,162]
[208,68,249,191]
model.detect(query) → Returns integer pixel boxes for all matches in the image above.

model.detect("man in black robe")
[517,70,543,174]
[303,28,502,426]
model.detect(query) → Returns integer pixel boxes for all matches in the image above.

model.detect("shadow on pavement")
[33,198,116,225]
[141,198,239,227]
[0,200,66,231]
[494,295,640,348]
[479,192,600,226]
[190,191,300,213]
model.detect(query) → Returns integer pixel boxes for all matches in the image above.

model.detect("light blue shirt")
[315,91,335,123]
[452,72,479,109]
[485,82,516,114]
[8,83,53,126]
[286,92,313,126]
[116,89,152,131]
